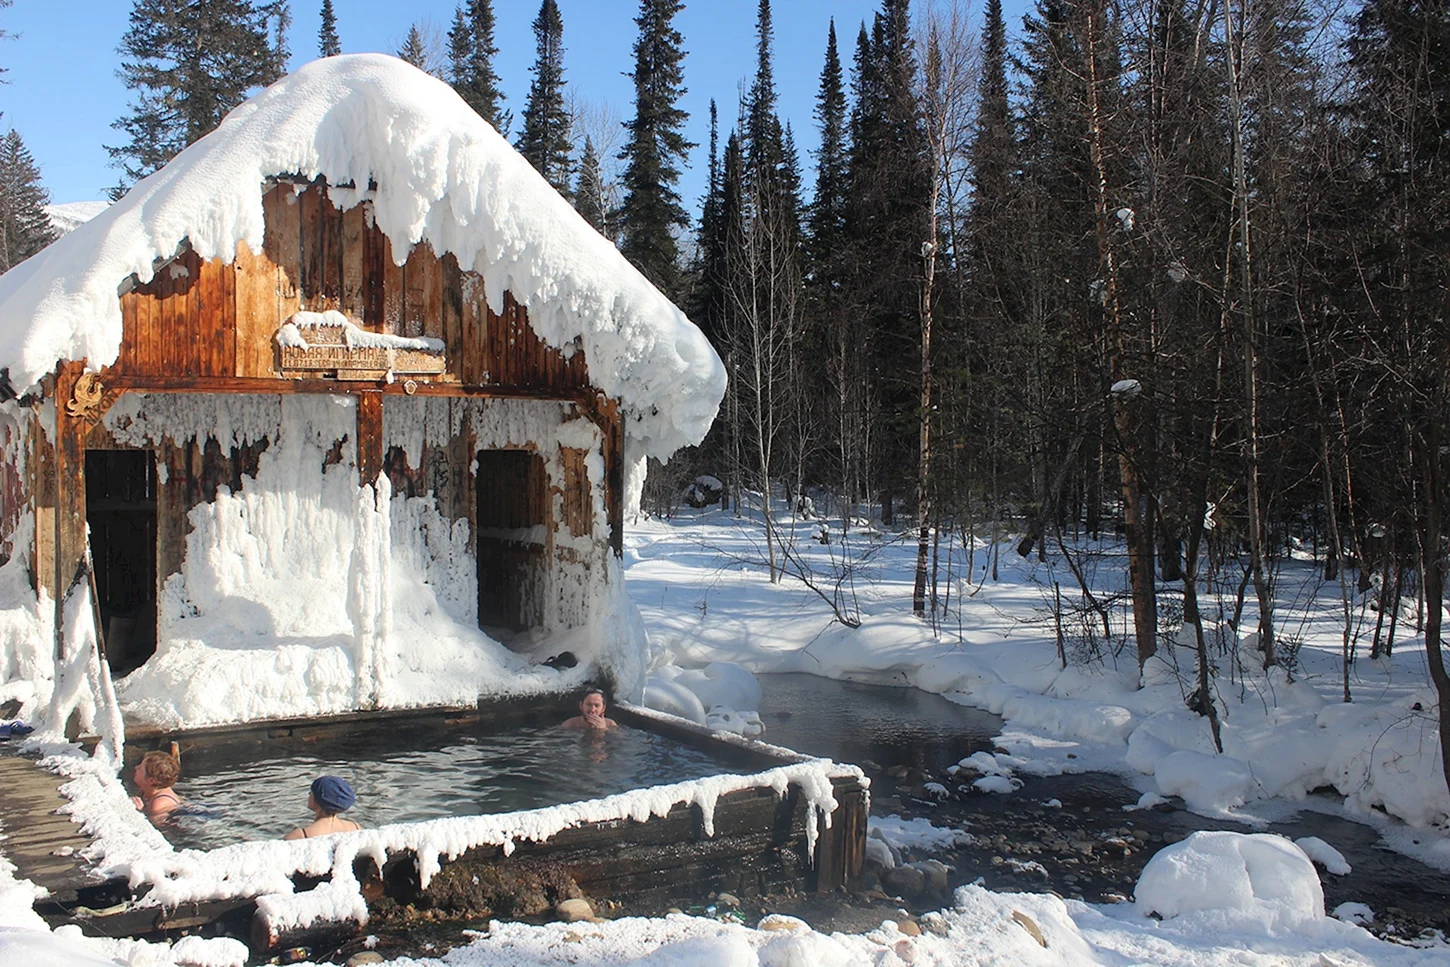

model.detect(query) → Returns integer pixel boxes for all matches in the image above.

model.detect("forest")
[2,0,1449,780]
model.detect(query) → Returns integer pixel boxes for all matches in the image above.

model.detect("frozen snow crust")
[0,54,724,461]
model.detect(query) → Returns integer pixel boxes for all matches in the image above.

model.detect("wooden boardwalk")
[0,748,100,902]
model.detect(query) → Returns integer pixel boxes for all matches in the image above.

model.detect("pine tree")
[517,0,572,193]
[108,0,290,193]
[398,25,429,71]
[0,126,58,272]
[618,0,692,295]
[318,0,340,56]
[573,135,608,234]
[448,1,508,132]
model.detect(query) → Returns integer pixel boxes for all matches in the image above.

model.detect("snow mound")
[1295,836,1351,875]
[0,55,724,460]
[644,662,763,733]
[973,775,1021,795]
[868,814,971,853]
[705,705,764,737]
[1152,749,1258,812]
[642,675,708,725]
[1332,901,1374,925]
[672,662,764,713]
[1135,831,1325,931]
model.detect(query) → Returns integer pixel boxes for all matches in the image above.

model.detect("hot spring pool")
[161,721,748,852]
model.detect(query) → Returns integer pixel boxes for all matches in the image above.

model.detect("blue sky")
[1,1,1024,212]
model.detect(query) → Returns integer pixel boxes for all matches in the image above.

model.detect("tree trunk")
[913,239,936,616]
[1082,0,1156,669]
[1224,0,1275,667]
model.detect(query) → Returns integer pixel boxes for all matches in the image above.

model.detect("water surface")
[166,723,744,851]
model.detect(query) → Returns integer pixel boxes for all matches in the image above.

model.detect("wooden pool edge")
[69,695,869,958]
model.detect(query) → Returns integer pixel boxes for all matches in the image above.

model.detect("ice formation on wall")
[0,54,724,461]
[104,392,638,727]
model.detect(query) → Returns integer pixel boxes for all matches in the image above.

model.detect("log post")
[52,363,91,659]
[356,390,383,487]
[579,394,624,557]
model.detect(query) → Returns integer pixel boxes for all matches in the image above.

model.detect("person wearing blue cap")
[284,775,361,840]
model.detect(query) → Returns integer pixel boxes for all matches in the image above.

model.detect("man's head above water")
[564,687,618,731]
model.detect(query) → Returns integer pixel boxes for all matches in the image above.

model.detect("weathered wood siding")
[0,416,26,561]
[112,182,591,394]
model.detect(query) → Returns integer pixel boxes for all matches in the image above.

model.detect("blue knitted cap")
[310,775,356,813]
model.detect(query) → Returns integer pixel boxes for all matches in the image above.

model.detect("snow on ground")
[4,503,1450,964]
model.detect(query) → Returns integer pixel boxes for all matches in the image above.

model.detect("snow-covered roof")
[0,55,724,459]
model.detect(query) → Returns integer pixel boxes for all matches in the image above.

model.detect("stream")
[755,672,1450,943]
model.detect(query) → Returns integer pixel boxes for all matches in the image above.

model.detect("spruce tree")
[448,1,508,133]
[692,99,727,349]
[108,0,290,193]
[806,20,848,280]
[746,0,777,157]
[0,126,58,272]
[959,0,1023,519]
[573,136,608,234]
[618,0,692,295]
[398,25,429,71]
[517,0,572,193]
[318,0,340,56]
[805,21,861,506]
[1339,0,1450,753]
[968,0,1012,237]
[844,0,929,523]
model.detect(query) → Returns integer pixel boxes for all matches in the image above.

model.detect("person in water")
[131,750,184,823]
[284,775,361,840]
[562,688,619,732]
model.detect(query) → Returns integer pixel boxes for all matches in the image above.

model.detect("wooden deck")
[0,749,99,901]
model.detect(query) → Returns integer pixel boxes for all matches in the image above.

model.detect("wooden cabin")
[2,177,641,696]
[0,55,723,729]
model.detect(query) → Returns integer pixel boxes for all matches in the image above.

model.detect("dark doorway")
[475,449,547,634]
[85,449,158,675]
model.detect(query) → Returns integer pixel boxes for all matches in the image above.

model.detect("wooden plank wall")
[112,182,593,397]
[27,405,57,606]
[557,448,593,539]
[0,416,25,560]
[114,249,235,380]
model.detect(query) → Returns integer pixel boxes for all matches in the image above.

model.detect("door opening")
[85,449,158,676]
[474,449,547,635]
